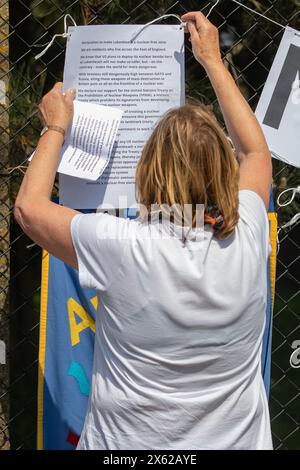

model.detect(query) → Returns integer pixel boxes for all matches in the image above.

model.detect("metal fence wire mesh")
[0,0,299,450]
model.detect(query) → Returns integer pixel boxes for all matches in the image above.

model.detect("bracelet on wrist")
[40,125,66,139]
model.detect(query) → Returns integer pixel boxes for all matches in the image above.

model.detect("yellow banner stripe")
[268,212,278,311]
[37,250,50,450]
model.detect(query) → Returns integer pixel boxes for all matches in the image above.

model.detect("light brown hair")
[135,102,240,240]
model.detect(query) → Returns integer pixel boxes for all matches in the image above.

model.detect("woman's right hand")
[38,82,76,133]
[181,11,222,69]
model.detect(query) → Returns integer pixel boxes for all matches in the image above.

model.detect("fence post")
[0,1,10,450]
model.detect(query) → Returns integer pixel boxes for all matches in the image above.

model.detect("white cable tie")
[277,186,300,207]
[277,212,300,254]
[276,186,300,253]
[34,14,77,60]
[34,32,69,60]
[281,213,300,230]
[64,13,77,31]
[130,14,186,42]
[207,0,221,18]
[231,0,286,29]
[276,227,281,255]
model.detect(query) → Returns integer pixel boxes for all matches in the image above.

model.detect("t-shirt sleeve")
[238,190,271,260]
[70,212,131,291]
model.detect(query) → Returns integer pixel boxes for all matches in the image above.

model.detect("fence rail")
[0,0,299,450]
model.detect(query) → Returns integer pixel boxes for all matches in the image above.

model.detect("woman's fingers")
[38,82,75,131]
[181,11,221,68]
[181,11,208,30]
[187,21,200,43]
[53,82,63,93]
[64,88,76,104]
[50,82,76,102]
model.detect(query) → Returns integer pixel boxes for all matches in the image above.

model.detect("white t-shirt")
[71,190,273,450]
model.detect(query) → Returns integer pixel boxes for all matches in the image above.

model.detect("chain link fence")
[0,0,299,450]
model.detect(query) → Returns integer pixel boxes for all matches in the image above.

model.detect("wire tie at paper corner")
[277,185,300,253]
[207,0,287,29]
[33,13,77,60]
[277,186,300,207]
[231,0,286,29]
[33,1,292,54]
[130,14,187,43]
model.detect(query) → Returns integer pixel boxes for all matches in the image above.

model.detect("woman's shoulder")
[237,189,271,259]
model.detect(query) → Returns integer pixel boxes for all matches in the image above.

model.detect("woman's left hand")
[38,82,76,132]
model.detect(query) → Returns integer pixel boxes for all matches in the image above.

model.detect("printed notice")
[59,100,123,181]
[60,24,185,209]
[29,100,123,181]
[256,27,300,168]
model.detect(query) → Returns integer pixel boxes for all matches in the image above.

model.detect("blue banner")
[37,205,277,450]
[37,252,97,449]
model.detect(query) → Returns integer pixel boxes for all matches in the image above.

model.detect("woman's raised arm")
[14,83,80,268]
[181,11,272,209]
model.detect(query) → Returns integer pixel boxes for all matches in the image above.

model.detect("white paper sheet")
[255,27,300,168]
[60,24,185,209]
[29,101,123,181]
[59,100,123,181]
